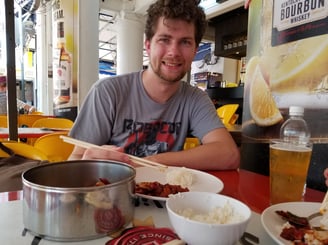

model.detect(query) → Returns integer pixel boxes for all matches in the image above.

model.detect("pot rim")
[22,160,136,192]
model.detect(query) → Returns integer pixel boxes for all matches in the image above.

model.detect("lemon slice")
[245,56,260,83]
[248,57,283,126]
[260,34,328,93]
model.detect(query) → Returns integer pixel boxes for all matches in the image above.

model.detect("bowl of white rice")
[166,192,251,245]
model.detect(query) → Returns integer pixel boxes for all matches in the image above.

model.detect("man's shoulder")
[180,81,207,96]
[96,71,141,87]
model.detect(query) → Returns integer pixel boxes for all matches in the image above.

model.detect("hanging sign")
[272,0,328,45]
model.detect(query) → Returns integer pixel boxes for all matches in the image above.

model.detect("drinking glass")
[269,139,312,205]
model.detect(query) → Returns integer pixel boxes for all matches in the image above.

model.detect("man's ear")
[144,39,151,56]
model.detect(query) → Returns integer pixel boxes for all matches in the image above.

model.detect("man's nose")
[167,42,181,56]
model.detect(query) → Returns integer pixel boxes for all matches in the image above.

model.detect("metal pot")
[22,160,136,241]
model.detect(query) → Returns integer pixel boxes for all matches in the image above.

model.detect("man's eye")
[181,40,192,46]
[159,38,169,43]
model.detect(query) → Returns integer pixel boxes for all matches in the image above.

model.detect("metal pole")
[19,6,26,102]
[5,0,18,141]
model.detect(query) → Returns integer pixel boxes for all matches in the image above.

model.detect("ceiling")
[98,8,119,65]
[98,7,151,68]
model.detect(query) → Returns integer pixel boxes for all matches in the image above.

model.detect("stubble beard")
[149,62,186,84]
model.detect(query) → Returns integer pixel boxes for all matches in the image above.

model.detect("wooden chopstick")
[60,135,167,170]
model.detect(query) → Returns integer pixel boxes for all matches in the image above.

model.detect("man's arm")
[68,128,240,170]
[68,146,86,160]
[68,145,132,165]
[145,128,240,171]
[244,0,251,9]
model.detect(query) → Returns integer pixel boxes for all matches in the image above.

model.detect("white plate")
[261,202,322,245]
[135,166,224,202]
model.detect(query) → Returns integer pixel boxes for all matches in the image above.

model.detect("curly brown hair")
[145,0,207,47]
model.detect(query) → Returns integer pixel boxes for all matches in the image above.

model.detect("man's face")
[145,17,197,84]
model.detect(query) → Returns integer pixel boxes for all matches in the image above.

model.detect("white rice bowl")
[166,192,251,245]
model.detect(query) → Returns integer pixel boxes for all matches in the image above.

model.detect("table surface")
[0,126,238,139]
[0,169,325,244]
[0,127,70,138]
[208,169,325,213]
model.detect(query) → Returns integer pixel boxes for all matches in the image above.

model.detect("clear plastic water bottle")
[280,106,310,144]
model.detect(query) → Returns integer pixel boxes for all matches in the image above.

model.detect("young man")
[68,0,240,170]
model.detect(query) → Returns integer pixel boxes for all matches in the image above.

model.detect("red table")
[208,169,325,213]
[0,169,325,245]
[0,169,325,214]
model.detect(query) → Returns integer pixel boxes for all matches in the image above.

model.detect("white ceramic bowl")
[166,192,251,245]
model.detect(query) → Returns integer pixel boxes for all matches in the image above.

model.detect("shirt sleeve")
[187,88,224,141]
[69,78,116,145]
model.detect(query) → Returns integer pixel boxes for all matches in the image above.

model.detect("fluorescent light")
[199,0,217,10]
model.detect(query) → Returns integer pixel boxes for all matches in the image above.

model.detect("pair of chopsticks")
[60,135,167,170]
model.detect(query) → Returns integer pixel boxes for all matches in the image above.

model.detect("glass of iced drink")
[269,139,312,205]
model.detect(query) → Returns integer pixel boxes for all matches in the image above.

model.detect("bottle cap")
[289,106,304,116]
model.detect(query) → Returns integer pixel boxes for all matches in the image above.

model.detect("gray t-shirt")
[70,71,224,157]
